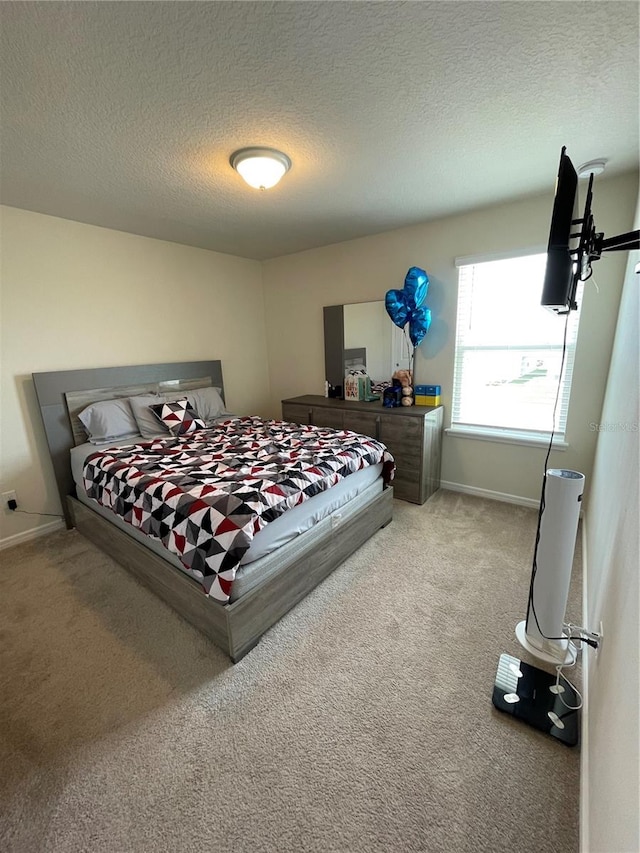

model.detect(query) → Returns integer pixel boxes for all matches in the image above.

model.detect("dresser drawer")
[390,470,421,503]
[282,403,312,425]
[311,408,344,430]
[379,415,423,440]
[388,446,422,469]
[379,417,423,459]
[343,411,380,439]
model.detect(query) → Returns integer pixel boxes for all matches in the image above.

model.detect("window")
[450,252,582,445]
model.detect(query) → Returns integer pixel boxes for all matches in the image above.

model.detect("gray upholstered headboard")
[32,360,225,528]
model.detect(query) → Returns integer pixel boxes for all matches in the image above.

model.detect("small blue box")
[383,386,403,408]
[414,384,441,396]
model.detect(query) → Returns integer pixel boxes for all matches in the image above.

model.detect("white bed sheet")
[70,437,383,569]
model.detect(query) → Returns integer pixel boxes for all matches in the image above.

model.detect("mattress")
[71,438,383,602]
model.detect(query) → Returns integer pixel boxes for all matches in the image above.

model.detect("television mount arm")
[596,230,640,254]
[569,173,639,278]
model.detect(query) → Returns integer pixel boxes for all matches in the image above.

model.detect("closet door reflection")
[343,302,390,381]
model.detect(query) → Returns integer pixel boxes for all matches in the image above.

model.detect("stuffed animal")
[392,369,414,406]
[392,369,413,388]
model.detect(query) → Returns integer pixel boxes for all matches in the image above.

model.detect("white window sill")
[446,426,568,450]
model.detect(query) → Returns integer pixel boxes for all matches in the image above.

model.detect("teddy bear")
[392,369,414,406]
[392,368,412,387]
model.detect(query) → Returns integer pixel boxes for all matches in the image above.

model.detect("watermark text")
[589,421,638,432]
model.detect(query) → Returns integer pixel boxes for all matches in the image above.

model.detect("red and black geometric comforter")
[83,416,394,602]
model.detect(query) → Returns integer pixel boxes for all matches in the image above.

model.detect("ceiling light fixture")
[576,158,607,179]
[230,147,291,190]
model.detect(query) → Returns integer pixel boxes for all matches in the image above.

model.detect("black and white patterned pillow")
[150,398,206,436]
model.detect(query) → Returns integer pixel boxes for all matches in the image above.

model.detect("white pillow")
[185,386,228,424]
[128,393,170,438]
[78,398,140,445]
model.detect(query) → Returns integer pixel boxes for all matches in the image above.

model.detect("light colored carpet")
[0,490,581,853]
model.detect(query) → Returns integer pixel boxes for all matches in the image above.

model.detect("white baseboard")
[440,480,540,509]
[580,519,590,853]
[0,518,65,551]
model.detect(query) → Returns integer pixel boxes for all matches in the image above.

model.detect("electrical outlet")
[2,490,17,510]
[596,621,604,657]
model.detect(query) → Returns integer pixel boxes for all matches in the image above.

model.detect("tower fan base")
[515,621,577,666]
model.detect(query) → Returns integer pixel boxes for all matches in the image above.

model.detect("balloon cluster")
[384,267,432,347]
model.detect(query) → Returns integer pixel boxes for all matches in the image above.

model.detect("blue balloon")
[385,288,411,329]
[409,305,432,347]
[404,267,429,310]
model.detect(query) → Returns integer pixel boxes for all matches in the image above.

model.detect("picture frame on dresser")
[282,395,443,504]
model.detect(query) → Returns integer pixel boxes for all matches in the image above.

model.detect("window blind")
[451,253,582,442]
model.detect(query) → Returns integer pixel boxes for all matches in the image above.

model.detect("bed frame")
[32,361,393,661]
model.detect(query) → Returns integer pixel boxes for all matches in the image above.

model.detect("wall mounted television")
[541,146,640,315]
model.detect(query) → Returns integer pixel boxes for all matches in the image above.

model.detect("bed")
[33,361,394,661]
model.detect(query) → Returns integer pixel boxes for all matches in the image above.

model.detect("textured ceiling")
[1,1,638,260]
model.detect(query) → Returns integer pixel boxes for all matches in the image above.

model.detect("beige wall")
[262,172,638,502]
[583,191,639,853]
[0,206,269,546]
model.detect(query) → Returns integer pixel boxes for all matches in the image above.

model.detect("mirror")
[324,301,411,393]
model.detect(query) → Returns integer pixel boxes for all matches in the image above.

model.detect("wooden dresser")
[281,395,443,505]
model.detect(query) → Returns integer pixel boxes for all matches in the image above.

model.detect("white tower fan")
[516,469,585,664]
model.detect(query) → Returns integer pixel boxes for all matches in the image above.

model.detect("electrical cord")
[526,310,600,652]
[10,508,64,519]
[526,308,573,643]
[563,621,600,648]
[553,643,584,711]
